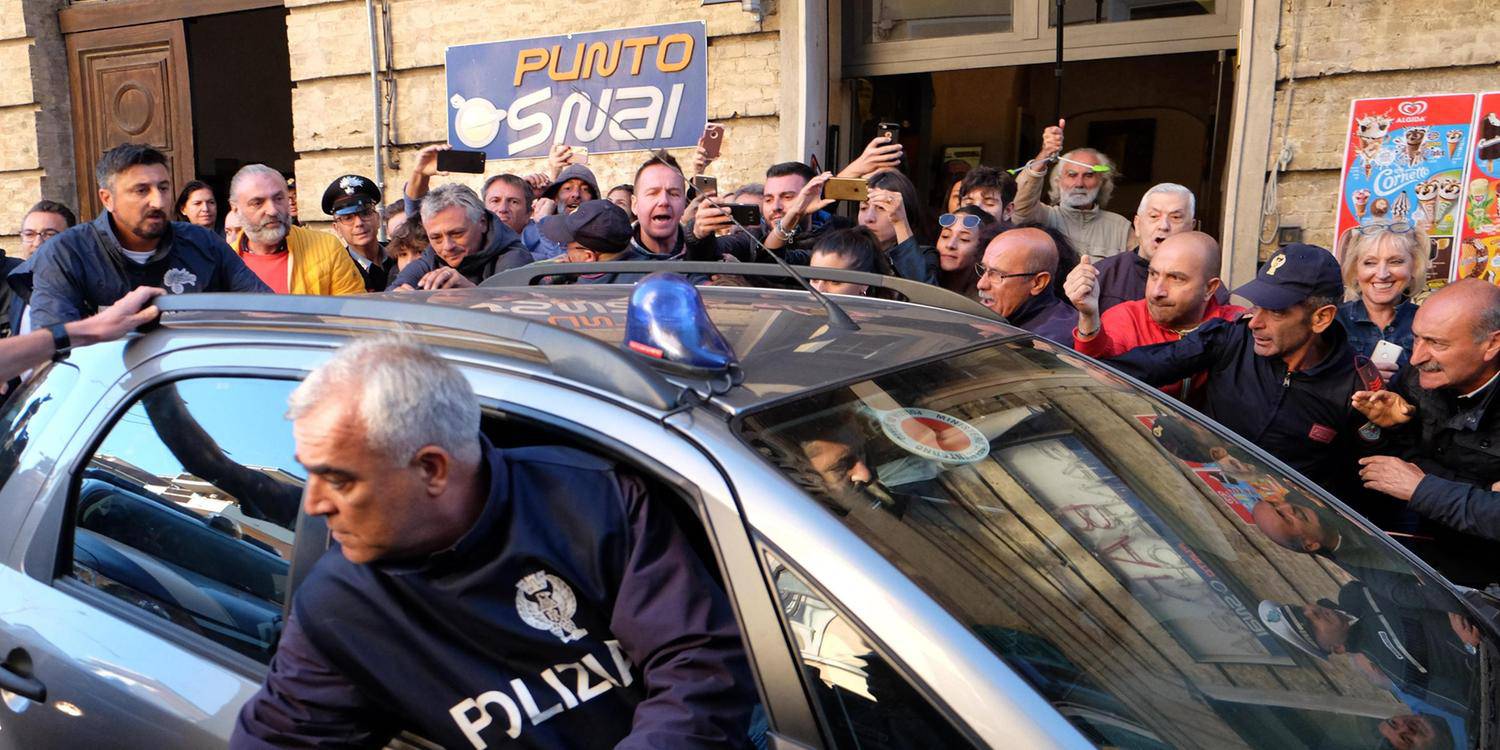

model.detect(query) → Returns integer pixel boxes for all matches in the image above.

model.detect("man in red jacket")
[1064,231,1243,400]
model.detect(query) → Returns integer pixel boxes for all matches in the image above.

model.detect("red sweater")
[1074,297,1245,399]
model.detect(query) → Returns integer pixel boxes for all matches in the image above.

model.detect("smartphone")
[691,175,718,195]
[569,146,588,166]
[877,121,902,143]
[699,123,725,159]
[823,177,869,202]
[727,203,762,227]
[436,149,486,174]
[1372,339,1404,367]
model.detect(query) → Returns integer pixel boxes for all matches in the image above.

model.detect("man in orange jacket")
[1064,231,1243,400]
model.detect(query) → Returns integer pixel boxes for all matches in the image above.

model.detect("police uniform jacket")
[232,438,756,749]
[13,212,270,327]
[1107,317,1366,495]
[1333,581,1477,715]
[388,212,529,289]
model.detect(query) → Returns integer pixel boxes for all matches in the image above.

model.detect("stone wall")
[1263,0,1500,258]
[0,0,75,254]
[287,0,784,224]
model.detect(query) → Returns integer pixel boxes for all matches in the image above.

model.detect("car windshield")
[740,337,1496,749]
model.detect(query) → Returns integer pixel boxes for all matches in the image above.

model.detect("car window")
[68,377,304,663]
[741,339,1493,749]
[0,361,78,479]
[768,554,980,750]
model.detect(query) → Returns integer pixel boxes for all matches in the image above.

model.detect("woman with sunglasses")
[934,205,1002,299]
[1337,221,1428,381]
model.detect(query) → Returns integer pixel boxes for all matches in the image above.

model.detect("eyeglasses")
[20,229,59,243]
[334,208,377,224]
[974,263,1042,282]
[1353,220,1414,235]
[939,213,982,230]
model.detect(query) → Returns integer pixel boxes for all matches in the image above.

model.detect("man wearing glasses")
[18,200,76,259]
[323,174,394,292]
[975,226,1077,344]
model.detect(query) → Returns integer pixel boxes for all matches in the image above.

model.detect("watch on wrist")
[48,323,72,362]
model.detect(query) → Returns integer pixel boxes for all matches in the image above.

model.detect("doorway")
[845,51,1236,240]
[63,1,294,225]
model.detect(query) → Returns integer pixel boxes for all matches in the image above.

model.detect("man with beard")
[1010,120,1133,261]
[975,227,1077,344]
[22,143,269,326]
[689,161,853,262]
[322,174,392,293]
[1105,243,1366,496]
[230,165,364,296]
[482,173,559,260]
[1351,280,1500,586]
[1066,232,1242,400]
[389,183,529,290]
[1090,183,1227,312]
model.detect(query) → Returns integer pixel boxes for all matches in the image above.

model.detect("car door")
[0,342,317,749]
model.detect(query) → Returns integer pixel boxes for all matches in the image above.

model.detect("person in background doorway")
[176,180,218,230]
[1011,119,1134,261]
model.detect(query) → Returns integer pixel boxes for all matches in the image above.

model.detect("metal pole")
[1054,0,1065,123]
[366,0,386,241]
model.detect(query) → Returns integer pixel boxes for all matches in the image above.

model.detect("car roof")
[154,285,1025,415]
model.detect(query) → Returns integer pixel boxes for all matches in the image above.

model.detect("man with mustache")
[1066,231,1242,401]
[19,143,270,327]
[1009,119,1134,262]
[230,165,364,296]
[1352,279,1500,586]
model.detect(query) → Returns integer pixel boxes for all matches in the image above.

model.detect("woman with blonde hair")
[1336,222,1428,380]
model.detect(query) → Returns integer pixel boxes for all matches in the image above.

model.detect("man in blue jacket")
[232,338,756,749]
[15,143,269,327]
[1106,243,1366,496]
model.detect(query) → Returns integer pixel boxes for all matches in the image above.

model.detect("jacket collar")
[1009,290,1065,326]
[97,211,174,265]
[1341,298,1416,328]
[381,434,504,575]
[629,223,683,258]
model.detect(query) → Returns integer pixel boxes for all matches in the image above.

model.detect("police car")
[0,263,1495,749]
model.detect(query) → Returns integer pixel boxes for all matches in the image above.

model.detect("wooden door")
[66,22,195,220]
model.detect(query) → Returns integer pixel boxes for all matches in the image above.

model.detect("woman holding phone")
[858,170,938,285]
[1336,222,1427,381]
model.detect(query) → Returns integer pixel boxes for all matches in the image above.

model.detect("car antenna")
[566,84,859,333]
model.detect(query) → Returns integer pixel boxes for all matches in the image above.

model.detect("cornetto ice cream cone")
[1447,130,1463,158]
[1353,189,1370,216]
[1415,180,1439,222]
[1436,179,1462,224]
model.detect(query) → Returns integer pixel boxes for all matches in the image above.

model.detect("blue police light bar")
[623,272,739,374]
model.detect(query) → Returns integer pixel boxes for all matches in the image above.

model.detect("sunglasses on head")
[939,213,982,230]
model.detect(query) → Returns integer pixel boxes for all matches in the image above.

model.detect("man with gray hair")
[231,337,756,749]
[18,143,268,327]
[1090,182,1228,313]
[228,164,364,295]
[1009,119,1134,262]
[1353,279,1500,585]
[388,182,528,290]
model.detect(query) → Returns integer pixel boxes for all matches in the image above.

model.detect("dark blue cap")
[321,174,381,216]
[1233,243,1344,310]
[540,199,632,254]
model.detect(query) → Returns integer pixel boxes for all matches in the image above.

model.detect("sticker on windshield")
[877,408,989,464]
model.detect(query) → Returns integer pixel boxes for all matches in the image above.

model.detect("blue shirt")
[1337,298,1416,371]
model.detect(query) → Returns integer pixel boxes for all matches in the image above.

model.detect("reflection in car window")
[742,340,1493,749]
[0,361,78,479]
[768,554,979,750]
[70,378,304,662]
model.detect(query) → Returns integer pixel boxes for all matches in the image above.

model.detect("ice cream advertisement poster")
[1333,93,1477,287]
[1454,91,1500,285]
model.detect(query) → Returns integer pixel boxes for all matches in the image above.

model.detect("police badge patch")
[516,570,589,643]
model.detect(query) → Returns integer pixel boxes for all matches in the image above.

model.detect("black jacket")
[688,213,939,286]
[1107,318,1366,495]
[0,251,22,336]
[388,213,529,289]
[1379,372,1500,586]
[232,439,755,749]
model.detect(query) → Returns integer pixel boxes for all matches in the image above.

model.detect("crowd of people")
[0,118,1495,748]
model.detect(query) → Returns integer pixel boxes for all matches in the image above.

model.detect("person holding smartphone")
[1337,223,1426,382]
